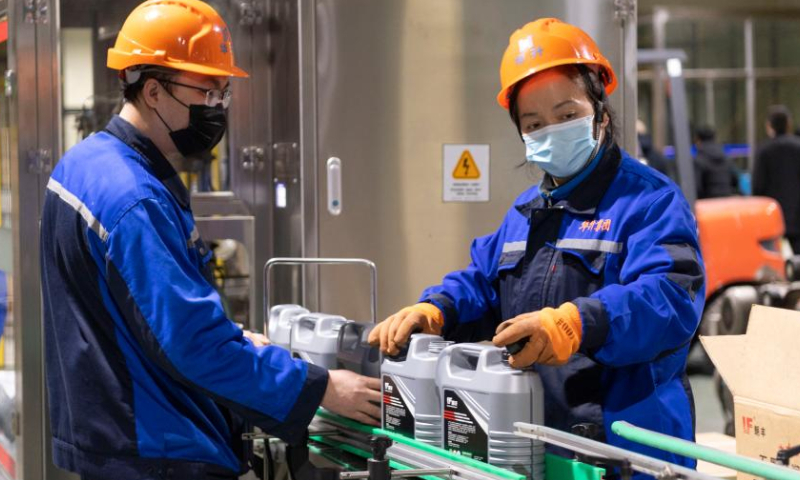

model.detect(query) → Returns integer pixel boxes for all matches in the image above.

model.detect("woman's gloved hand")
[367,303,444,356]
[492,303,582,368]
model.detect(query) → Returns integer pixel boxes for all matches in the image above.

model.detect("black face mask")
[154,87,228,158]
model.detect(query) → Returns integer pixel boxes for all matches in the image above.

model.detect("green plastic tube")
[611,421,800,480]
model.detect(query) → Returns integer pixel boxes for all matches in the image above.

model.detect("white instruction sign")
[443,144,490,202]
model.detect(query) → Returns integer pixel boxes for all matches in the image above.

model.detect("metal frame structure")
[637,49,697,205]
[642,6,800,171]
[263,258,378,328]
[7,0,59,478]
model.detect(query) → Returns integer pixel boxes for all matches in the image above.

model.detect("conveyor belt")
[311,410,605,480]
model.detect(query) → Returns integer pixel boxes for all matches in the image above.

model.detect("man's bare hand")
[243,330,270,347]
[321,370,382,425]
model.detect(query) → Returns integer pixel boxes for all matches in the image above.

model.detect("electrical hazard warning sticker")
[443,389,488,461]
[452,150,481,179]
[382,375,414,437]
[443,144,489,202]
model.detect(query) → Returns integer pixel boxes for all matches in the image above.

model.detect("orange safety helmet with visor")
[497,18,616,110]
[107,0,249,86]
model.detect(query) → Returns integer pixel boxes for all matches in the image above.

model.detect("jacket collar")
[516,143,622,219]
[105,115,191,210]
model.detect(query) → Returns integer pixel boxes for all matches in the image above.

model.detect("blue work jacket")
[40,116,328,479]
[422,143,705,472]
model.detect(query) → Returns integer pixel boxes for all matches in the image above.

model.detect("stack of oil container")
[267,304,380,376]
[267,306,546,479]
[382,336,545,479]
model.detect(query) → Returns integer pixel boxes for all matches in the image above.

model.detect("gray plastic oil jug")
[337,322,380,377]
[437,343,545,479]
[290,313,349,369]
[268,304,309,351]
[381,334,453,446]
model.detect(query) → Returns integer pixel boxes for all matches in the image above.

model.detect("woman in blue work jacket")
[369,18,705,471]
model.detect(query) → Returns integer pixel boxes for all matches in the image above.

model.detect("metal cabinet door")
[301,0,636,321]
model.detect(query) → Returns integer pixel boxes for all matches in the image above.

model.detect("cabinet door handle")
[327,157,342,216]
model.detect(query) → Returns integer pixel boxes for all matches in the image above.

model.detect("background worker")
[40,1,379,479]
[370,18,705,477]
[753,105,800,253]
[693,125,740,199]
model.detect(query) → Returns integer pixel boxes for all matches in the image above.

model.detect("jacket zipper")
[539,205,565,306]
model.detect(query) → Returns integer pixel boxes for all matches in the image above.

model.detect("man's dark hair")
[121,66,179,104]
[694,125,716,142]
[767,105,792,136]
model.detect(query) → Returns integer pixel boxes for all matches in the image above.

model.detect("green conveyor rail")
[308,444,363,472]
[314,409,604,480]
[545,455,604,480]
[310,434,444,480]
[611,421,800,480]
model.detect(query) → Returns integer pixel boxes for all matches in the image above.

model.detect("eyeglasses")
[160,79,233,109]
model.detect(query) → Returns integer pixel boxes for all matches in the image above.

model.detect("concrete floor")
[686,339,729,435]
[690,374,726,434]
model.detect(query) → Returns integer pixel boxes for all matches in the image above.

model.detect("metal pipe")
[262,257,379,334]
[744,17,757,173]
[705,77,715,127]
[611,422,800,480]
[667,58,698,207]
[652,8,668,151]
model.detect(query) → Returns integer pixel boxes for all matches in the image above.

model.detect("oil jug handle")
[444,344,485,380]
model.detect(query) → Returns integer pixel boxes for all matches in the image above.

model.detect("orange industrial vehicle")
[696,196,785,300]
[693,196,788,341]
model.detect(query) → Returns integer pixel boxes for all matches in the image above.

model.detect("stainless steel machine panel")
[300,0,637,321]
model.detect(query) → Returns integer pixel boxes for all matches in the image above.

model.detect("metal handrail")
[263,257,378,334]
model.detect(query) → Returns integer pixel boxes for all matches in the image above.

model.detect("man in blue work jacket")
[370,18,705,476]
[40,1,380,479]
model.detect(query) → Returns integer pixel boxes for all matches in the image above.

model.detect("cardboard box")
[701,305,800,480]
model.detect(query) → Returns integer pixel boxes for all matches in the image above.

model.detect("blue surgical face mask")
[522,114,599,179]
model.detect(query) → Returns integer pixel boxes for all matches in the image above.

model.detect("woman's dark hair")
[121,66,179,104]
[507,64,617,145]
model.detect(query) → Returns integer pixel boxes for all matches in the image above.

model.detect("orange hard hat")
[497,18,616,109]
[107,0,248,78]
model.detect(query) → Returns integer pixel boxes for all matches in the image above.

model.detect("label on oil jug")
[382,375,414,437]
[443,389,487,461]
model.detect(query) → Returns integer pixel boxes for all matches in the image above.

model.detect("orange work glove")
[367,303,444,356]
[492,303,582,368]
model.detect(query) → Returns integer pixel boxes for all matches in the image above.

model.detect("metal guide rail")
[514,422,719,480]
